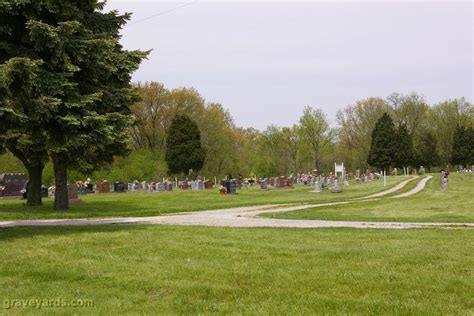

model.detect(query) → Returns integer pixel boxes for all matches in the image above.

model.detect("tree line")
[368,111,474,173]
[125,84,473,179]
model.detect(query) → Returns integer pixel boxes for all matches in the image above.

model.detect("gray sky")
[106,1,473,130]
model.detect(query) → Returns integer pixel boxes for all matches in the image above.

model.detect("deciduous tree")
[298,106,333,170]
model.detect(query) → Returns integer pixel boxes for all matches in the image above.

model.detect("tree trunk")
[26,164,44,206]
[52,155,69,210]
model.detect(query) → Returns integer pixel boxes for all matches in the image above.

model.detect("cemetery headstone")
[226,180,238,194]
[204,180,213,190]
[67,183,80,203]
[133,181,141,191]
[48,186,55,197]
[0,173,28,197]
[278,177,285,188]
[331,179,342,193]
[164,182,173,191]
[114,182,126,193]
[157,182,164,192]
[98,181,110,193]
[179,181,190,190]
[311,180,322,193]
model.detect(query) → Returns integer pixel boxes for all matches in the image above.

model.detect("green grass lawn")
[263,173,474,223]
[0,176,407,220]
[0,225,472,315]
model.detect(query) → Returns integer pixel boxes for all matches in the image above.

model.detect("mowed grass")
[0,176,406,220]
[263,173,474,223]
[0,225,472,315]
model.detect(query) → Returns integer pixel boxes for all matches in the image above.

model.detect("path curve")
[392,176,433,198]
[1,202,472,229]
[354,176,418,200]
[1,175,466,230]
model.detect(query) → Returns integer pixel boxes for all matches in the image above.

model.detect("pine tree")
[367,113,396,172]
[165,115,206,175]
[414,131,439,171]
[469,127,474,166]
[0,1,147,209]
[0,22,54,205]
[393,124,414,170]
[451,125,472,167]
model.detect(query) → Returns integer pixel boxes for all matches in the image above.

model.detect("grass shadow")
[0,224,149,242]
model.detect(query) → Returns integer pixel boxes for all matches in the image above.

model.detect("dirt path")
[355,176,418,200]
[1,202,472,229]
[392,176,433,198]
[1,175,469,229]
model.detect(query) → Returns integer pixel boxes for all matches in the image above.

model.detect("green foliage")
[337,97,390,170]
[367,113,396,171]
[254,156,279,177]
[430,98,474,165]
[198,103,238,177]
[93,150,167,183]
[0,152,26,174]
[393,124,414,168]
[414,131,439,170]
[451,125,474,167]
[0,0,147,208]
[298,106,333,170]
[165,115,206,175]
[130,83,472,178]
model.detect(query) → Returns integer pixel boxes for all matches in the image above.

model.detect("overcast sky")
[105,1,473,130]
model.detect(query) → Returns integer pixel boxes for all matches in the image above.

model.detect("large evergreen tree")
[393,124,414,169]
[165,115,206,175]
[0,9,56,205]
[414,131,439,171]
[0,1,147,209]
[367,113,396,171]
[451,125,473,167]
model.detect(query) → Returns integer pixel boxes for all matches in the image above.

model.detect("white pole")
[214,176,217,185]
[175,177,178,188]
[384,170,387,187]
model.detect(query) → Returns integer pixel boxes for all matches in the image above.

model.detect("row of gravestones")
[310,175,353,193]
[179,180,214,190]
[259,177,294,190]
[355,173,377,184]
